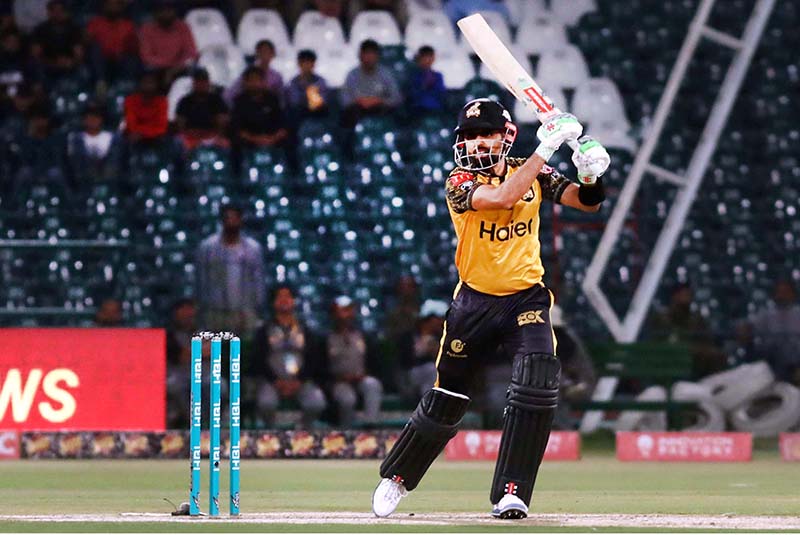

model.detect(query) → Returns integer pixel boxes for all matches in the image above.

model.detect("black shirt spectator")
[231,66,288,147]
[176,68,229,149]
[30,1,84,67]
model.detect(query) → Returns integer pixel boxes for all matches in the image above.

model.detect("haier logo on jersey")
[479,218,533,242]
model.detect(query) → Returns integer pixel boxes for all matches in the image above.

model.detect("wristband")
[577,177,605,206]
[534,143,555,161]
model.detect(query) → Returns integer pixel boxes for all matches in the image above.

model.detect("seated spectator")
[231,66,288,149]
[124,70,168,144]
[66,103,117,183]
[29,0,84,79]
[285,49,330,119]
[8,104,70,202]
[648,283,727,379]
[249,285,327,428]
[323,296,383,427]
[0,82,41,142]
[138,3,197,88]
[175,67,229,150]
[340,39,402,128]
[443,0,510,27]
[400,299,446,401]
[741,280,800,385]
[0,27,30,95]
[94,297,123,326]
[86,0,139,86]
[407,46,446,115]
[166,298,197,428]
[225,39,283,106]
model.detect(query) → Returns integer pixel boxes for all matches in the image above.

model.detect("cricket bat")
[457,13,579,151]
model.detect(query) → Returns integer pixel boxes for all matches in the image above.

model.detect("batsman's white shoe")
[372,477,408,517]
[491,494,528,519]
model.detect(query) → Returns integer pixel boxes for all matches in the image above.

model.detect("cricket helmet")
[453,98,517,171]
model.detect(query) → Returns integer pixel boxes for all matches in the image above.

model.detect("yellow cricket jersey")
[444,157,572,296]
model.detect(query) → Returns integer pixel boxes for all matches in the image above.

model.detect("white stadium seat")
[504,0,549,27]
[586,119,637,153]
[436,48,475,90]
[293,11,346,53]
[271,45,298,82]
[185,8,233,51]
[315,46,359,88]
[551,0,597,27]
[514,16,568,55]
[350,10,403,46]
[572,77,631,128]
[405,10,457,54]
[536,45,590,91]
[167,76,193,121]
[513,85,568,124]
[198,44,247,88]
[236,9,291,55]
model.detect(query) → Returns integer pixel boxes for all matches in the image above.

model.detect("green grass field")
[1,449,799,533]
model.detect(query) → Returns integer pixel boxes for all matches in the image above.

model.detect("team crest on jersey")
[521,186,535,202]
[465,101,481,118]
[449,171,474,189]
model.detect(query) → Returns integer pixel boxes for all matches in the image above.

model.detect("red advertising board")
[616,432,752,462]
[0,329,165,431]
[445,431,580,461]
[0,430,20,459]
[779,433,800,461]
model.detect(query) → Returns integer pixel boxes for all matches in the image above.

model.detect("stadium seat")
[435,48,475,89]
[167,76,192,121]
[198,44,247,88]
[572,77,630,128]
[237,9,291,54]
[271,44,298,82]
[514,17,568,55]
[405,10,458,54]
[314,46,358,88]
[586,118,637,153]
[350,10,403,46]
[551,0,597,26]
[293,11,346,53]
[504,0,549,27]
[536,45,591,91]
[185,8,234,50]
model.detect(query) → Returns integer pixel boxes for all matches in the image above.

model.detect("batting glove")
[571,135,611,185]
[535,112,583,161]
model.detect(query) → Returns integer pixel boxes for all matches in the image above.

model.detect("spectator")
[0,27,30,95]
[124,70,168,144]
[443,0,510,27]
[400,299,446,401]
[138,3,197,87]
[648,283,727,379]
[166,298,197,428]
[743,280,800,385]
[175,67,229,150]
[340,39,402,128]
[94,297,123,326]
[249,285,327,428]
[407,46,446,115]
[224,39,283,106]
[550,305,597,429]
[230,66,288,149]
[86,0,139,86]
[30,0,84,78]
[195,203,266,344]
[384,275,420,344]
[0,82,40,142]
[323,295,383,427]
[66,103,117,183]
[7,104,70,203]
[285,49,329,119]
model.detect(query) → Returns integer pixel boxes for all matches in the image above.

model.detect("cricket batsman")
[372,98,610,519]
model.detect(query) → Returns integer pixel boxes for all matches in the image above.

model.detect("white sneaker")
[491,493,528,519]
[372,477,408,517]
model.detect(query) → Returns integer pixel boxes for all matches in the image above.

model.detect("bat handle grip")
[566,139,580,152]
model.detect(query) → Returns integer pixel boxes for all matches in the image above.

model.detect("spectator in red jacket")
[86,0,139,85]
[138,3,197,88]
[124,70,168,143]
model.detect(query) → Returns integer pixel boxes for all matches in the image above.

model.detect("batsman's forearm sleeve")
[577,177,605,206]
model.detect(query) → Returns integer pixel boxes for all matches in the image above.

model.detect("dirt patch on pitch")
[1,512,800,530]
